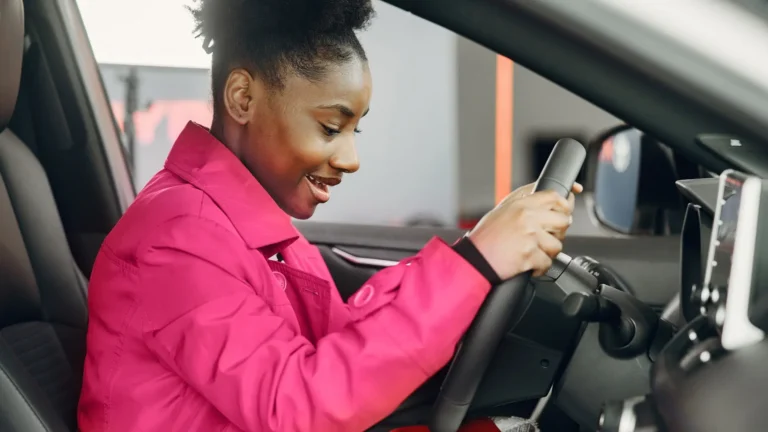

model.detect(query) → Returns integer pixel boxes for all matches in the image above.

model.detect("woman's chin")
[285,201,318,220]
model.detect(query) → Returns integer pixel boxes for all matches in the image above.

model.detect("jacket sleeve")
[137,216,491,432]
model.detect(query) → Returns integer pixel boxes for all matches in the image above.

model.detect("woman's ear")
[223,69,262,125]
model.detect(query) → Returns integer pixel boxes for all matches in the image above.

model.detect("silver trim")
[331,247,399,268]
[618,397,644,432]
[529,385,553,422]
[57,0,136,212]
[702,169,734,289]
[721,175,765,350]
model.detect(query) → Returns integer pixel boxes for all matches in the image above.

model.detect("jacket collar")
[164,121,299,252]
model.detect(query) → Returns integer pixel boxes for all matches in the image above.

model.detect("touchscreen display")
[708,175,744,290]
[711,171,766,350]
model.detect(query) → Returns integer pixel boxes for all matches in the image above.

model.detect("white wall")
[76,0,209,68]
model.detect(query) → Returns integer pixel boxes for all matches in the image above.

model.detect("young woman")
[77,0,580,431]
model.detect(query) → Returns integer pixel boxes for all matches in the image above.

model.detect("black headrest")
[0,0,25,133]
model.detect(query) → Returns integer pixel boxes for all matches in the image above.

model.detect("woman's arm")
[138,216,490,432]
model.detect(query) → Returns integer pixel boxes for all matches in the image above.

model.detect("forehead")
[282,57,372,106]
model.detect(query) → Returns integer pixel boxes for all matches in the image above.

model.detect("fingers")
[517,230,563,277]
[528,230,563,277]
[516,182,581,199]
[507,182,581,211]
[566,182,582,212]
[530,248,554,277]
[536,229,563,258]
[551,224,569,241]
[506,182,535,203]
[516,182,535,197]
[533,209,571,233]
[525,190,572,214]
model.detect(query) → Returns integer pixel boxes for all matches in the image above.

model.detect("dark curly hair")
[188,0,375,115]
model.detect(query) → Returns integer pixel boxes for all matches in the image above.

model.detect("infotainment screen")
[704,170,765,350]
[704,174,744,292]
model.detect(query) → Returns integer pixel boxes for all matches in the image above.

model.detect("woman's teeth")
[307,175,325,188]
[306,174,331,203]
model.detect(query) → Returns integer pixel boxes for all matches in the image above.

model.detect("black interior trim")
[675,178,719,217]
[299,222,679,307]
[294,221,465,250]
[10,0,121,275]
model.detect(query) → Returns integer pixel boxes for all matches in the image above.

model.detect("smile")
[305,175,337,204]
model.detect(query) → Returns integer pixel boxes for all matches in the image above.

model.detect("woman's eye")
[321,124,361,136]
[322,125,341,136]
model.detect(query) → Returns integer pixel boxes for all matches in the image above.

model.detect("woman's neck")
[209,116,246,161]
[209,116,226,144]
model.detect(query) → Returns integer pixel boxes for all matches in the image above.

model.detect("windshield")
[525,0,768,158]
[599,0,768,88]
[593,0,768,126]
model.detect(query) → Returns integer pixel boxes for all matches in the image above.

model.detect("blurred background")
[75,0,619,232]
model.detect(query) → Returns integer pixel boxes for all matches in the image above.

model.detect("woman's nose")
[329,138,360,174]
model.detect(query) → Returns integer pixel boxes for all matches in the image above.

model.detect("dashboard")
[594,172,768,432]
[676,171,768,346]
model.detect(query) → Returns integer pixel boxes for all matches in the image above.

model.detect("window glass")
[78,0,618,235]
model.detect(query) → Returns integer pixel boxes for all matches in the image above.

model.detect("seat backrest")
[0,0,24,131]
[0,0,88,430]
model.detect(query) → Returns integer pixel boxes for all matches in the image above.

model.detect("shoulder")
[104,169,244,263]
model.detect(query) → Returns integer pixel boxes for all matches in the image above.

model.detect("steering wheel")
[429,138,587,432]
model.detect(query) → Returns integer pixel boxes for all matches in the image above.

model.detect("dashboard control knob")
[700,286,711,304]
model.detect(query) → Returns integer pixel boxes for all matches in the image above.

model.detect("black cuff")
[452,236,502,285]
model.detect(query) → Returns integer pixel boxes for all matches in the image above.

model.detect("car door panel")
[317,246,377,301]
[297,221,680,308]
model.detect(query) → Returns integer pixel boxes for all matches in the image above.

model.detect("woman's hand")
[468,182,582,279]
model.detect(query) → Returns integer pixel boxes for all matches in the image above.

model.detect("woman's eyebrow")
[317,104,370,118]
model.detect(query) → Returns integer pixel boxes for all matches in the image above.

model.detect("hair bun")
[268,0,375,34]
[191,0,374,51]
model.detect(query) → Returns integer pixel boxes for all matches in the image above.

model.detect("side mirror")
[588,126,682,235]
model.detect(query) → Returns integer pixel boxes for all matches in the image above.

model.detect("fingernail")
[568,215,573,225]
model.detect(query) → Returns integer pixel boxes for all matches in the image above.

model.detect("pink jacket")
[78,122,491,432]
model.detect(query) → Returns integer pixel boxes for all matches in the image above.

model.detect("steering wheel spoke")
[429,138,587,432]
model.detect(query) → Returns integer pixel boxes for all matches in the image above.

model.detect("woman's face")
[222,57,372,219]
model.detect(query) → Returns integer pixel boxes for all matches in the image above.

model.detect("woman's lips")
[305,175,340,203]
[309,175,341,186]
